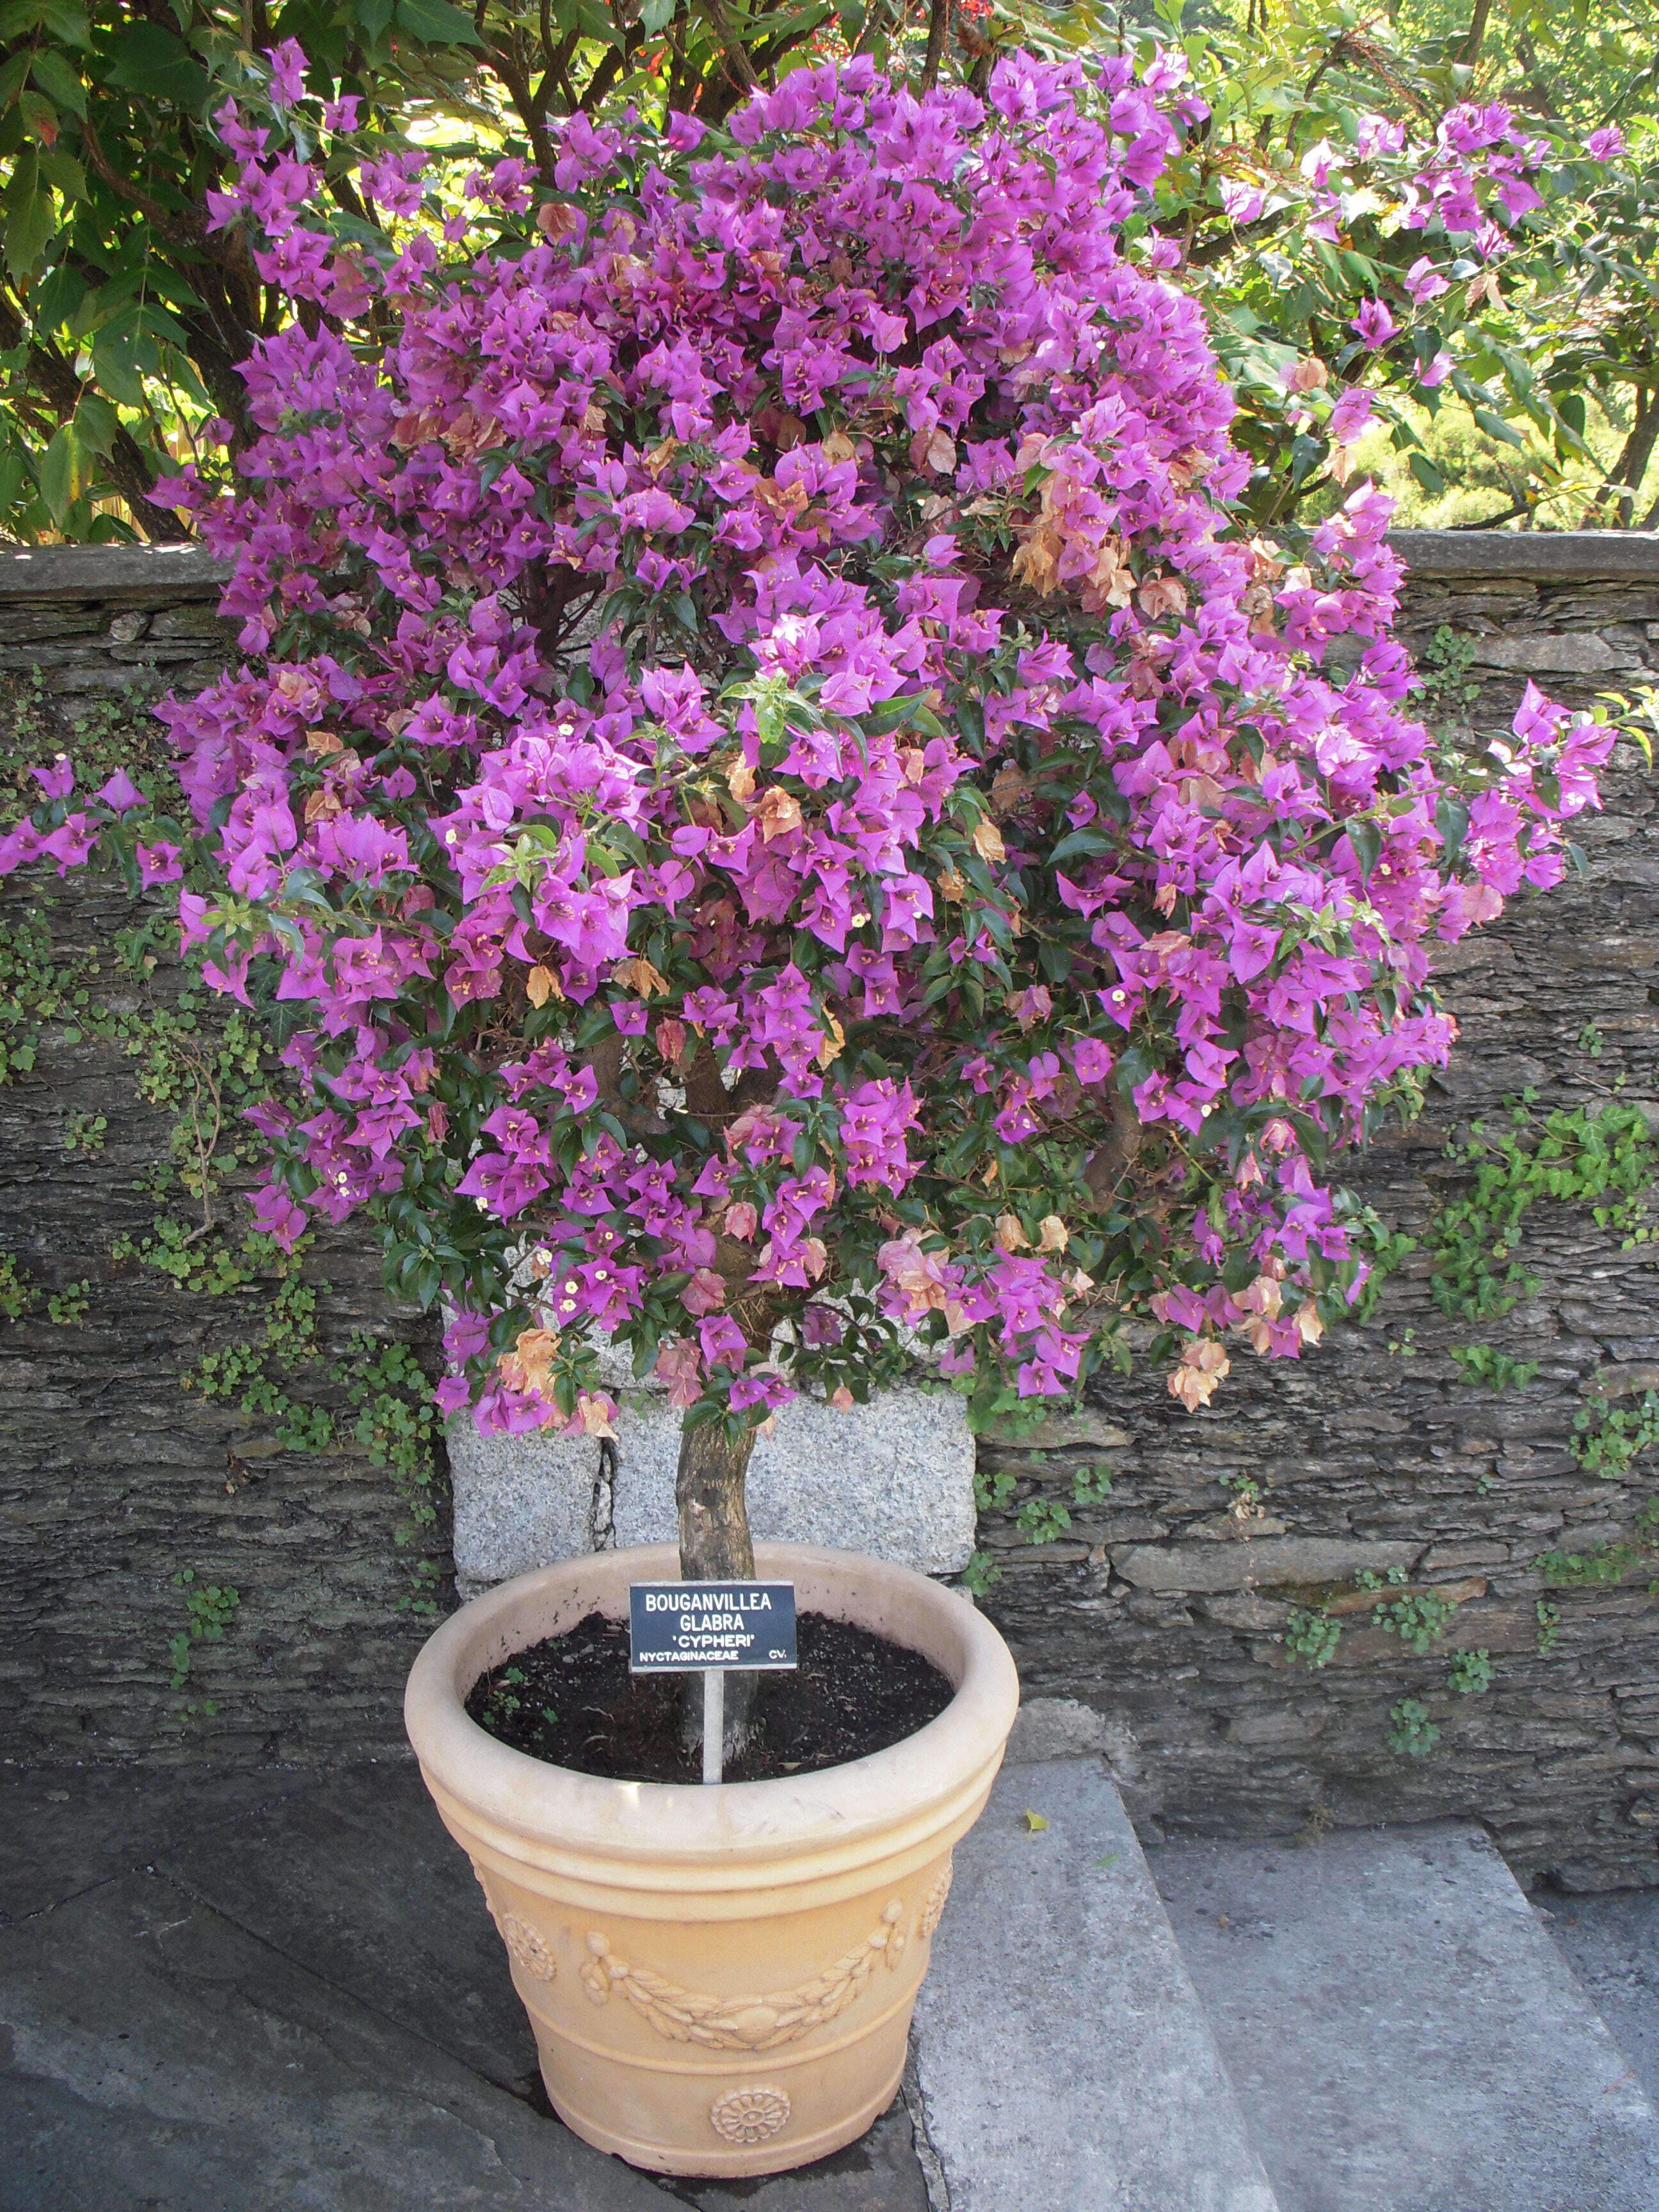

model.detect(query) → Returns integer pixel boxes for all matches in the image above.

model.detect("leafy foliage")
[168,1562,240,1709]
[1572,1387,1659,1479]
[1425,1098,1657,1326]
[1285,1604,1340,1669]
[1376,1587,1457,1656]
[1447,1644,1493,1695]
[1387,1694,1440,1756]
[1150,1,1659,527]
[1535,1500,1659,1585]
[0,1245,35,1316]
[1448,1342,1539,1390]
[0,0,846,543]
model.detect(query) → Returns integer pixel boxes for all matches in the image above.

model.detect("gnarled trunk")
[677,1415,758,1761]
[676,1415,757,1578]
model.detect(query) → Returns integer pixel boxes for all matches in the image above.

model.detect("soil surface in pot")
[464,1611,955,1783]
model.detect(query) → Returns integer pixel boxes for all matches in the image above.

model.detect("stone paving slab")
[152,1761,537,2099]
[1150,1822,1659,2212]
[1541,1885,1659,2111]
[0,1764,320,1925]
[1,1871,664,2212]
[0,1760,928,2212]
[911,1756,1279,2212]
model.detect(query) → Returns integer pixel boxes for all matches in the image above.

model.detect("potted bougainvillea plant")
[3,39,1612,2178]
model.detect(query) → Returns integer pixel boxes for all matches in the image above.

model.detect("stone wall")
[3,536,1659,1889]
[979,530,1659,1892]
[0,546,444,1770]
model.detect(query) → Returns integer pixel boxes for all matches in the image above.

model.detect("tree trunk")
[676,1414,756,1578]
[676,1414,758,1763]
[1584,387,1659,529]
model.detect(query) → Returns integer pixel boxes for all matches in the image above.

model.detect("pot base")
[545,2048,908,2177]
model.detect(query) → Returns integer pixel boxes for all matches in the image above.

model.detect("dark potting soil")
[464,1611,956,1784]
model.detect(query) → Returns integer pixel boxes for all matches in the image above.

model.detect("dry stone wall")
[0,546,444,1769]
[2,536,1658,1889]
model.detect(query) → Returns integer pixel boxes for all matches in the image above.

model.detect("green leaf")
[106,24,211,109]
[1407,451,1445,497]
[38,145,84,200]
[39,1,92,43]
[18,90,58,146]
[2,151,57,278]
[74,392,119,458]
[1022,1809,1049,1832]
[394,0,485,44]
[1345,817,1381,884]
[1048,825,1110,866]
[630,1322,661,1379]
[1115,1043,1153,1097]
[1435,795,1470,863]
[29,49,85,120]
[29,257,82,331]
[90,333,145,406]
[1472,405,1524,451]
[38,421,85,523]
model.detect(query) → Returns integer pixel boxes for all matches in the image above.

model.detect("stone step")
[909,1755,1281,2212]
[1149,1822,1659,2212]
[1539,1884,1659,2110]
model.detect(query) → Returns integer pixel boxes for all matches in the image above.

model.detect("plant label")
[629,1581,797,1672]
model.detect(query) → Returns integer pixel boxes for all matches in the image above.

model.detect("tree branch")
[1461,0,1493,68]
[920,0,950,90]
[698,0,760,110]
[1587,382,1659,527]
[486,33,559,183]
[750,11,834,79]
[580,47,627,116]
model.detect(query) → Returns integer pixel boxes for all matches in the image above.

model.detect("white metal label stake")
[702,1667,725,1786]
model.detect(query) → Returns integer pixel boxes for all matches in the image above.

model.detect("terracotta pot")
[405,1540,1018,2177]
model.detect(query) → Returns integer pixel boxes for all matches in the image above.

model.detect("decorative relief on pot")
[918,1859,953,1941]
[883,1911,906,1973]
[474,1867,557,1982]
[709,2085,791,2146]
[497,1911,557,1982]
[579,1900,906,2050]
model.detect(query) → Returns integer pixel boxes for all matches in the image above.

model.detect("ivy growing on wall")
[1425,1093,1656,1327]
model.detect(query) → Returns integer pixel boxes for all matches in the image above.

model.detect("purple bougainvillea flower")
[1350,298,1398,351]
[0,49,1605,1432]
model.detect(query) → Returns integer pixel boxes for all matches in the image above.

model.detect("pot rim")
[405,1541,1019,1866]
